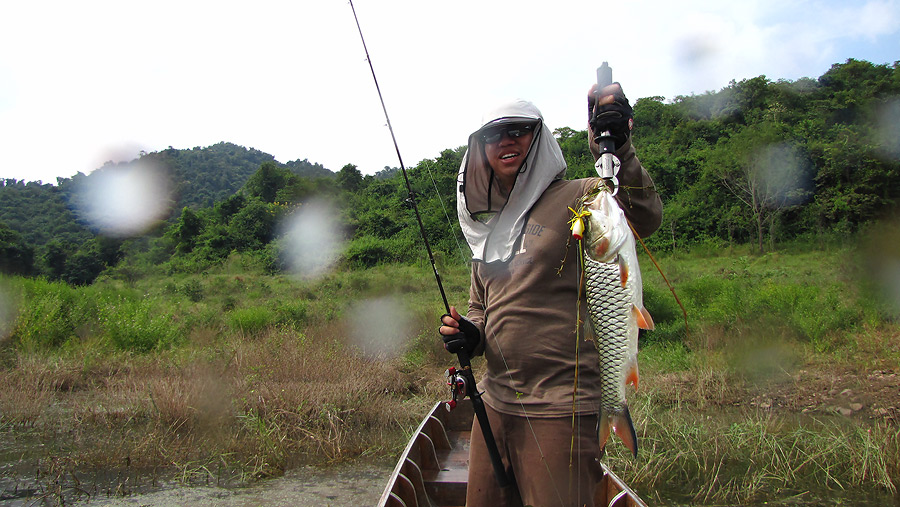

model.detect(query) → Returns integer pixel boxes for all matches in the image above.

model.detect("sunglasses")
[480,122,537,144]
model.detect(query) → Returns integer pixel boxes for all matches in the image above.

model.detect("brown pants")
[466,403,604,507]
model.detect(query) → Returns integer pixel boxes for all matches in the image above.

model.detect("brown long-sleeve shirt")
[466,140,662,417]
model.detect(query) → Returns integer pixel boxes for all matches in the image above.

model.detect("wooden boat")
[378,400,648,507]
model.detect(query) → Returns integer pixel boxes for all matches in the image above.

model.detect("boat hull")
[378,401,648,507]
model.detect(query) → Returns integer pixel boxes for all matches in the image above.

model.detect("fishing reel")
[443,366,470,411]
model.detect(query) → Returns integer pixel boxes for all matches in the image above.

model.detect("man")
[439,83,662,506]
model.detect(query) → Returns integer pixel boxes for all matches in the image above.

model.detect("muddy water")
[89,464,393,506]
[1,462,393,506]
[0,421,394,506]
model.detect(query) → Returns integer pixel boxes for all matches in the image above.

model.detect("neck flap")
[457,100,567,263]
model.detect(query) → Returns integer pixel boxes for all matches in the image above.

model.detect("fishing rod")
[348,0,511,488]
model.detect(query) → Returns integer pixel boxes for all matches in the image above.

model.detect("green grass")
[606,402,899,505]
[639,243,888,352]
[624,240,900,504]
[0,243,897,505]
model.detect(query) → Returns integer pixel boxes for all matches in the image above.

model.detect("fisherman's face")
[482,123,535,189]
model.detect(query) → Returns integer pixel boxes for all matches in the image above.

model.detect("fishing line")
[482,299,568,507]
[349,0,514,489]
[348,0,450,312]
[421,160,471,267]
[628,220,690,340]
[349,4,591,501]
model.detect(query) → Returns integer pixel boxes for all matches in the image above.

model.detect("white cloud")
[0,0,897,184]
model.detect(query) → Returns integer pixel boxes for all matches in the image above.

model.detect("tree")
[63,247,105,285]
[170,207,204,253]
[337,164,364,193]
[0,222,34,275]
[228,199,276,251]
[712,124,812,252]
[41,241,74,281]
[243,161,289,203]
[215,194,246,224]
[555,127,594,179]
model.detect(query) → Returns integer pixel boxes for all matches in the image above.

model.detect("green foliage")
[8,277,181,353]
[640,283,686,344]
[0,221,34,276]
[11,278,88,350]
[98,296,180,352]
[642,245,873,352]
[0,143,336,282]
[243,162,290,203]
[336,164,363,192]
[274,300,309,327]
[228,199,276,250]
[170,207,204,254]
[3,59,900,282]
[179,278,204,302]
[555,127,594,179]
[0,179,94,251]
[343,235,416,268]
[227,306,276,334]
[628,59,900,254]
[639,340,692,372]
[145,142,291,209]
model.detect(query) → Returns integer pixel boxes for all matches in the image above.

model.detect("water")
[0,462,393,506]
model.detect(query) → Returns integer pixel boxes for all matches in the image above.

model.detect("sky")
[1,0,898,185]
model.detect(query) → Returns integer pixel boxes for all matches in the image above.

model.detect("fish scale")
[578,186,653,459]
[584,256,632,413]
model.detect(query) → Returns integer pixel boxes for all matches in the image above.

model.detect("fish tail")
[597,408,639,458]
[597,410,610,451]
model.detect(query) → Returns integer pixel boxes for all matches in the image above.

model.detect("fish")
[579,184,654,458]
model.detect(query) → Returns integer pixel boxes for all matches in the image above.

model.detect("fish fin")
[626,360,640,390]
[641,307,655,331]
[584,315,595,342]
[619,256,629,287]
[611,408,639,459]
[633,305,654,330]
[597,411,611,451]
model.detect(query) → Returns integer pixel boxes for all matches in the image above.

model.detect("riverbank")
[0,243,897,505]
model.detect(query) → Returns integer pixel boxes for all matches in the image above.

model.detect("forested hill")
[0,142,335,275]
[92,142,334,210]
[1,58,899,285]
[565,58,900,252]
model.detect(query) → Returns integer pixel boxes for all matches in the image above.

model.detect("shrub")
[343,235,418,268]
[343,235,392,268]
[179,279,204,302]
[641,284,686,344]
[11,279,90,351]
[274,301,308,327]
[99,296,180,352]
[227,306,276,334]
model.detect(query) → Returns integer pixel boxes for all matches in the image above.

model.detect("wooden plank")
[414,432,440,471]
[601,466,648,507]
[395,473,418,507]
[377,403,444,506]
[386,491,406,507]
[424,415,451,450]
[401,459,433,507]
